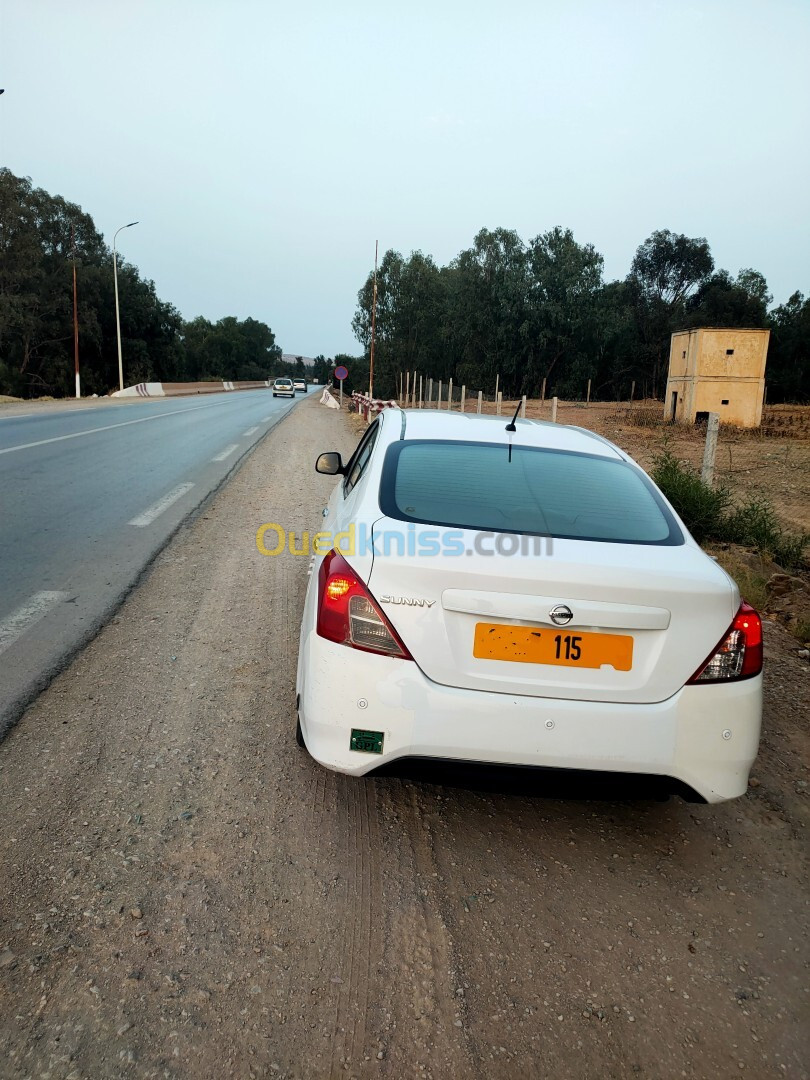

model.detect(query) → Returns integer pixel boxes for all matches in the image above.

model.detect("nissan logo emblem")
[549,604,574,626]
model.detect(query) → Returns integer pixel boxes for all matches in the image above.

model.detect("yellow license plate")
[473,623,633,671]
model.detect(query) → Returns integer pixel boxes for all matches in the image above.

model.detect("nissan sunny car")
[295,409,762,803]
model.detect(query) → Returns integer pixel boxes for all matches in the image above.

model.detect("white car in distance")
[296,409,763,803]
[273,377,295,398]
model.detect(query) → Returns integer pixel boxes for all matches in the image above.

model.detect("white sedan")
[296,409,762,803]
[273,378,295,398]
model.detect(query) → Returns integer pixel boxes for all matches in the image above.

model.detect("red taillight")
[687,601,763,684]
[316,550,413,660]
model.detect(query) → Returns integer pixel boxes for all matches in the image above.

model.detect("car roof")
[383,408,626,460]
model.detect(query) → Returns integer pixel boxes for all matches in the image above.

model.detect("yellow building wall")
[695,329,769,379]
[668,331,697,378]
[693,379,765,427]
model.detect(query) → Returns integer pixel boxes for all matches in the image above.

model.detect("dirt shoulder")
[0,396,808,1080]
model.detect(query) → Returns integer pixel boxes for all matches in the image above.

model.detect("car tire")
[295,717,306,748]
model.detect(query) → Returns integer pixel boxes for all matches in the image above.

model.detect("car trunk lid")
[365,521,737,705]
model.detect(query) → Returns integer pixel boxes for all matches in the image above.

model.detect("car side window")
[343,420,380,496]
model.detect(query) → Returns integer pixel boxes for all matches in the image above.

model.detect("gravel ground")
[0,396,808,1079]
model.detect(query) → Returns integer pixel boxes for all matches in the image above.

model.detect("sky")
[1,0,808,358]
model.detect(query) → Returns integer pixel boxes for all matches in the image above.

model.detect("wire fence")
[396,371,651,419]
[394,371,809,439]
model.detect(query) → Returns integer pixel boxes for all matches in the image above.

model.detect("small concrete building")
[664,327,770,427]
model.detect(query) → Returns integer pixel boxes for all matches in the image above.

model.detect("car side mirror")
[315,452,344,475]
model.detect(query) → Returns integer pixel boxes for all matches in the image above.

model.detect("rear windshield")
[379,440,682,545]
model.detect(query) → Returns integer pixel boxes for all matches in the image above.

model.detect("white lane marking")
[260,415,273,422]
[211,443,239,462]
[128,483,195,527]
[242,426,259,437]
[0,591,69,656]
[0,399,235,456]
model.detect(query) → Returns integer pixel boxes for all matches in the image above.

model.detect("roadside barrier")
[351,392,399,421]
[112,380,276,398]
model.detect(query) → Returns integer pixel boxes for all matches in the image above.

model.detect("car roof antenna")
[505,400,521,433]
[505,400,521,462]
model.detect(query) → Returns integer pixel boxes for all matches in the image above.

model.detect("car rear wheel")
[295,717,305,748]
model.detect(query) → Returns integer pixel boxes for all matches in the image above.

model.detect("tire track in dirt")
[326,774,381,1077]
[367,779,477,1078]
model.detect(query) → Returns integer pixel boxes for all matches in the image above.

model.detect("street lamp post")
[113,221,139,392]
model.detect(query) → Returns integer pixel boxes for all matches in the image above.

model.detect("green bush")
[651,451,808,571]
[650,451,731,544]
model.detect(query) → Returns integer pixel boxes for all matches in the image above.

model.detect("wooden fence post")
[701,413,720,486]
[496,391,502,416]
[428,378,433,406]
[419,375,423,408]
[586,379,591,406]
[448,378,453,410]
[630,381,635,402]
[437,380,443,409]
[460,385,466,413]
[540,377,546,405]
[477,390,483,414]
[520,394,526,418]
[551,396,558,423]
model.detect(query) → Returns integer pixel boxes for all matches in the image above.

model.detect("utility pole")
[368,240,378,400]
[113,220,139,392]
[71,225,80,398]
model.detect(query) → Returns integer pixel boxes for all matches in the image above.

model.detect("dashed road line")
[0,400,233,456]
[242,426,259,437]
[128,483,196,527]
[211,444,239,462]
[0,591,69,656]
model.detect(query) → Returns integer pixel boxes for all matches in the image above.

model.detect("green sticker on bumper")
[350,728,384,754]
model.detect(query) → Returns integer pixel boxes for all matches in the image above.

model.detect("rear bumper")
[297,634,762,803]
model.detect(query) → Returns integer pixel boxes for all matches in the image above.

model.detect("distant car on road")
[295,409,763,803]
[273,378,295,398]
[294,379,307,394]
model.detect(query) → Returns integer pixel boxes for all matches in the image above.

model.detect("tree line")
[351,227,808,403]
[0,169,293,397]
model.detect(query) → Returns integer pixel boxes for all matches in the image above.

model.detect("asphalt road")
[0,388,303,733]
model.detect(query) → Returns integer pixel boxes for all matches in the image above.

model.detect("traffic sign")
[335,365,348,381]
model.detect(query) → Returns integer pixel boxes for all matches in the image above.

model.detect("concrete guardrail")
[112,380,276,398]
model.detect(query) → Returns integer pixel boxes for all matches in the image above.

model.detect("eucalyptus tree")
[526,226,605,397]
[627,229,715,396]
